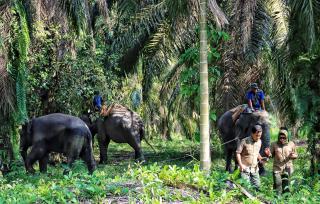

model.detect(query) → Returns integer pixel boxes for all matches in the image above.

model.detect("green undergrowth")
[0,140,319,203]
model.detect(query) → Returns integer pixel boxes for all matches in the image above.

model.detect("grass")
[0,137,319,203]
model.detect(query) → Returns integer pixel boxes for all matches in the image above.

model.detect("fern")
[13,0,30,123]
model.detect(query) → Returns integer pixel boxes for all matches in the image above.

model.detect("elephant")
[80,113,97,144]
[20,113,96,174]
[82,104,154,164]
[218,106,270,174]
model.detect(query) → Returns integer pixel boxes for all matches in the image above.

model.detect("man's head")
[251,124,262,142]
[250,83,258,93]
[278,129,288,145]
[94,91,100,95]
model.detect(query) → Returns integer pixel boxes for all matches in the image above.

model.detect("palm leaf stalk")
[199,0,211,171]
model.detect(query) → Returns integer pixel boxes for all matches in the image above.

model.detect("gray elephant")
[20,113,96,174]
[83,104,153,164]
[218,106,270,173]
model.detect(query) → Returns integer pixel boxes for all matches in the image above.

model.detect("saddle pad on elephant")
[100,103,129,117]
[231,104,247,122]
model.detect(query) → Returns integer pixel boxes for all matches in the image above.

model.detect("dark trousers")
[273,172,289,194]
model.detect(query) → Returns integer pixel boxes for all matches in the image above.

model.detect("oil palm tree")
[109,0,228,141]
[0,0,108,167]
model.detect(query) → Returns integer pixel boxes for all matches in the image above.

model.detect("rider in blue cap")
[246,83,265,112]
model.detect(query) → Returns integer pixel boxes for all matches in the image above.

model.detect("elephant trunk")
[260,123,270,156]
[20,120,33,163]
[140,123,156,153]
[82,131,96,174]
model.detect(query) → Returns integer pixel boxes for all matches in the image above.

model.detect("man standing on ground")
[270,128,298,194]
[236,124,264,190]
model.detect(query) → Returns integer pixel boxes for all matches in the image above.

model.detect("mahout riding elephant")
[218,106,270,173]
[82,104,154,164]
[20,113,96,174]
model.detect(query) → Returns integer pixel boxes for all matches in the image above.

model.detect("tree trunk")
[199,0,211,171]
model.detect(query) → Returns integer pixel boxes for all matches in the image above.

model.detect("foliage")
[1,140,319,203]
[11,0,30,123]
[165,26,229,138]
[0,0,30,166]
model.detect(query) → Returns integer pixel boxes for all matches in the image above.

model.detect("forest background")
[0,0,319,203]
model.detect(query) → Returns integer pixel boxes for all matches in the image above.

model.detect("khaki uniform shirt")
[236,137,261,173]
[270,141,297,174]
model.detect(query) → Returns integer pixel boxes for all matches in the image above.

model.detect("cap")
[250,83,258,89]
[279,129,288,137]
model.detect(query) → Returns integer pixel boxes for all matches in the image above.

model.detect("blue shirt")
[246,90,265,109]
[93,95,103,109]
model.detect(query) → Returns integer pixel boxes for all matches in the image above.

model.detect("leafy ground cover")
[0,139,319,203]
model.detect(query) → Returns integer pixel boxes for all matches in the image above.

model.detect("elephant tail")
[140,124,157,153]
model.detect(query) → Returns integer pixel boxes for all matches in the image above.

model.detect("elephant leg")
[25,143,47,173]
[225,148,233,173]
[97,119,109,164]
[39,154,49,173]
[98,135,110,164]
[127,135,144,161]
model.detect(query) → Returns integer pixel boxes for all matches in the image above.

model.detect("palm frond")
[208,0,229,29]
[117,0,139,15]
[143,22,170,55]
[290,0,320,50]
[112,2,166,52]
[60,0,92,34]
[245,0,271,61]
[0,60,16,116]
[96,0,109,18]
[241,0,258,53]
[0,1,15,116]
[159,61,184,100]
[267,0,289,49]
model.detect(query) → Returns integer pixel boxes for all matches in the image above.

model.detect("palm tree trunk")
[199,0,211,171]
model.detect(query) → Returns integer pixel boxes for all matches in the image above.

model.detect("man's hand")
[289,152,298,159]
[264,147,271,157]
[239,164,247,172]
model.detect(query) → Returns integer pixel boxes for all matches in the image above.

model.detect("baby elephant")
[20,113,96,174]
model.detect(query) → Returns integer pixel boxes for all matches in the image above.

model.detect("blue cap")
[250,83,258,89]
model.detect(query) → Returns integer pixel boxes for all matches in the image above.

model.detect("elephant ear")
[235,113,252,139]
[21,120,33,142]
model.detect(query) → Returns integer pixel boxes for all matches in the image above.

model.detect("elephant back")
[102,103,143,129]
[101,103,129,117]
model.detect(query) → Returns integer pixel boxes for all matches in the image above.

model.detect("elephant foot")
[40,169,47,173]
[26,167,36,174]
[88,168,95,175]
[135,156,146,164]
